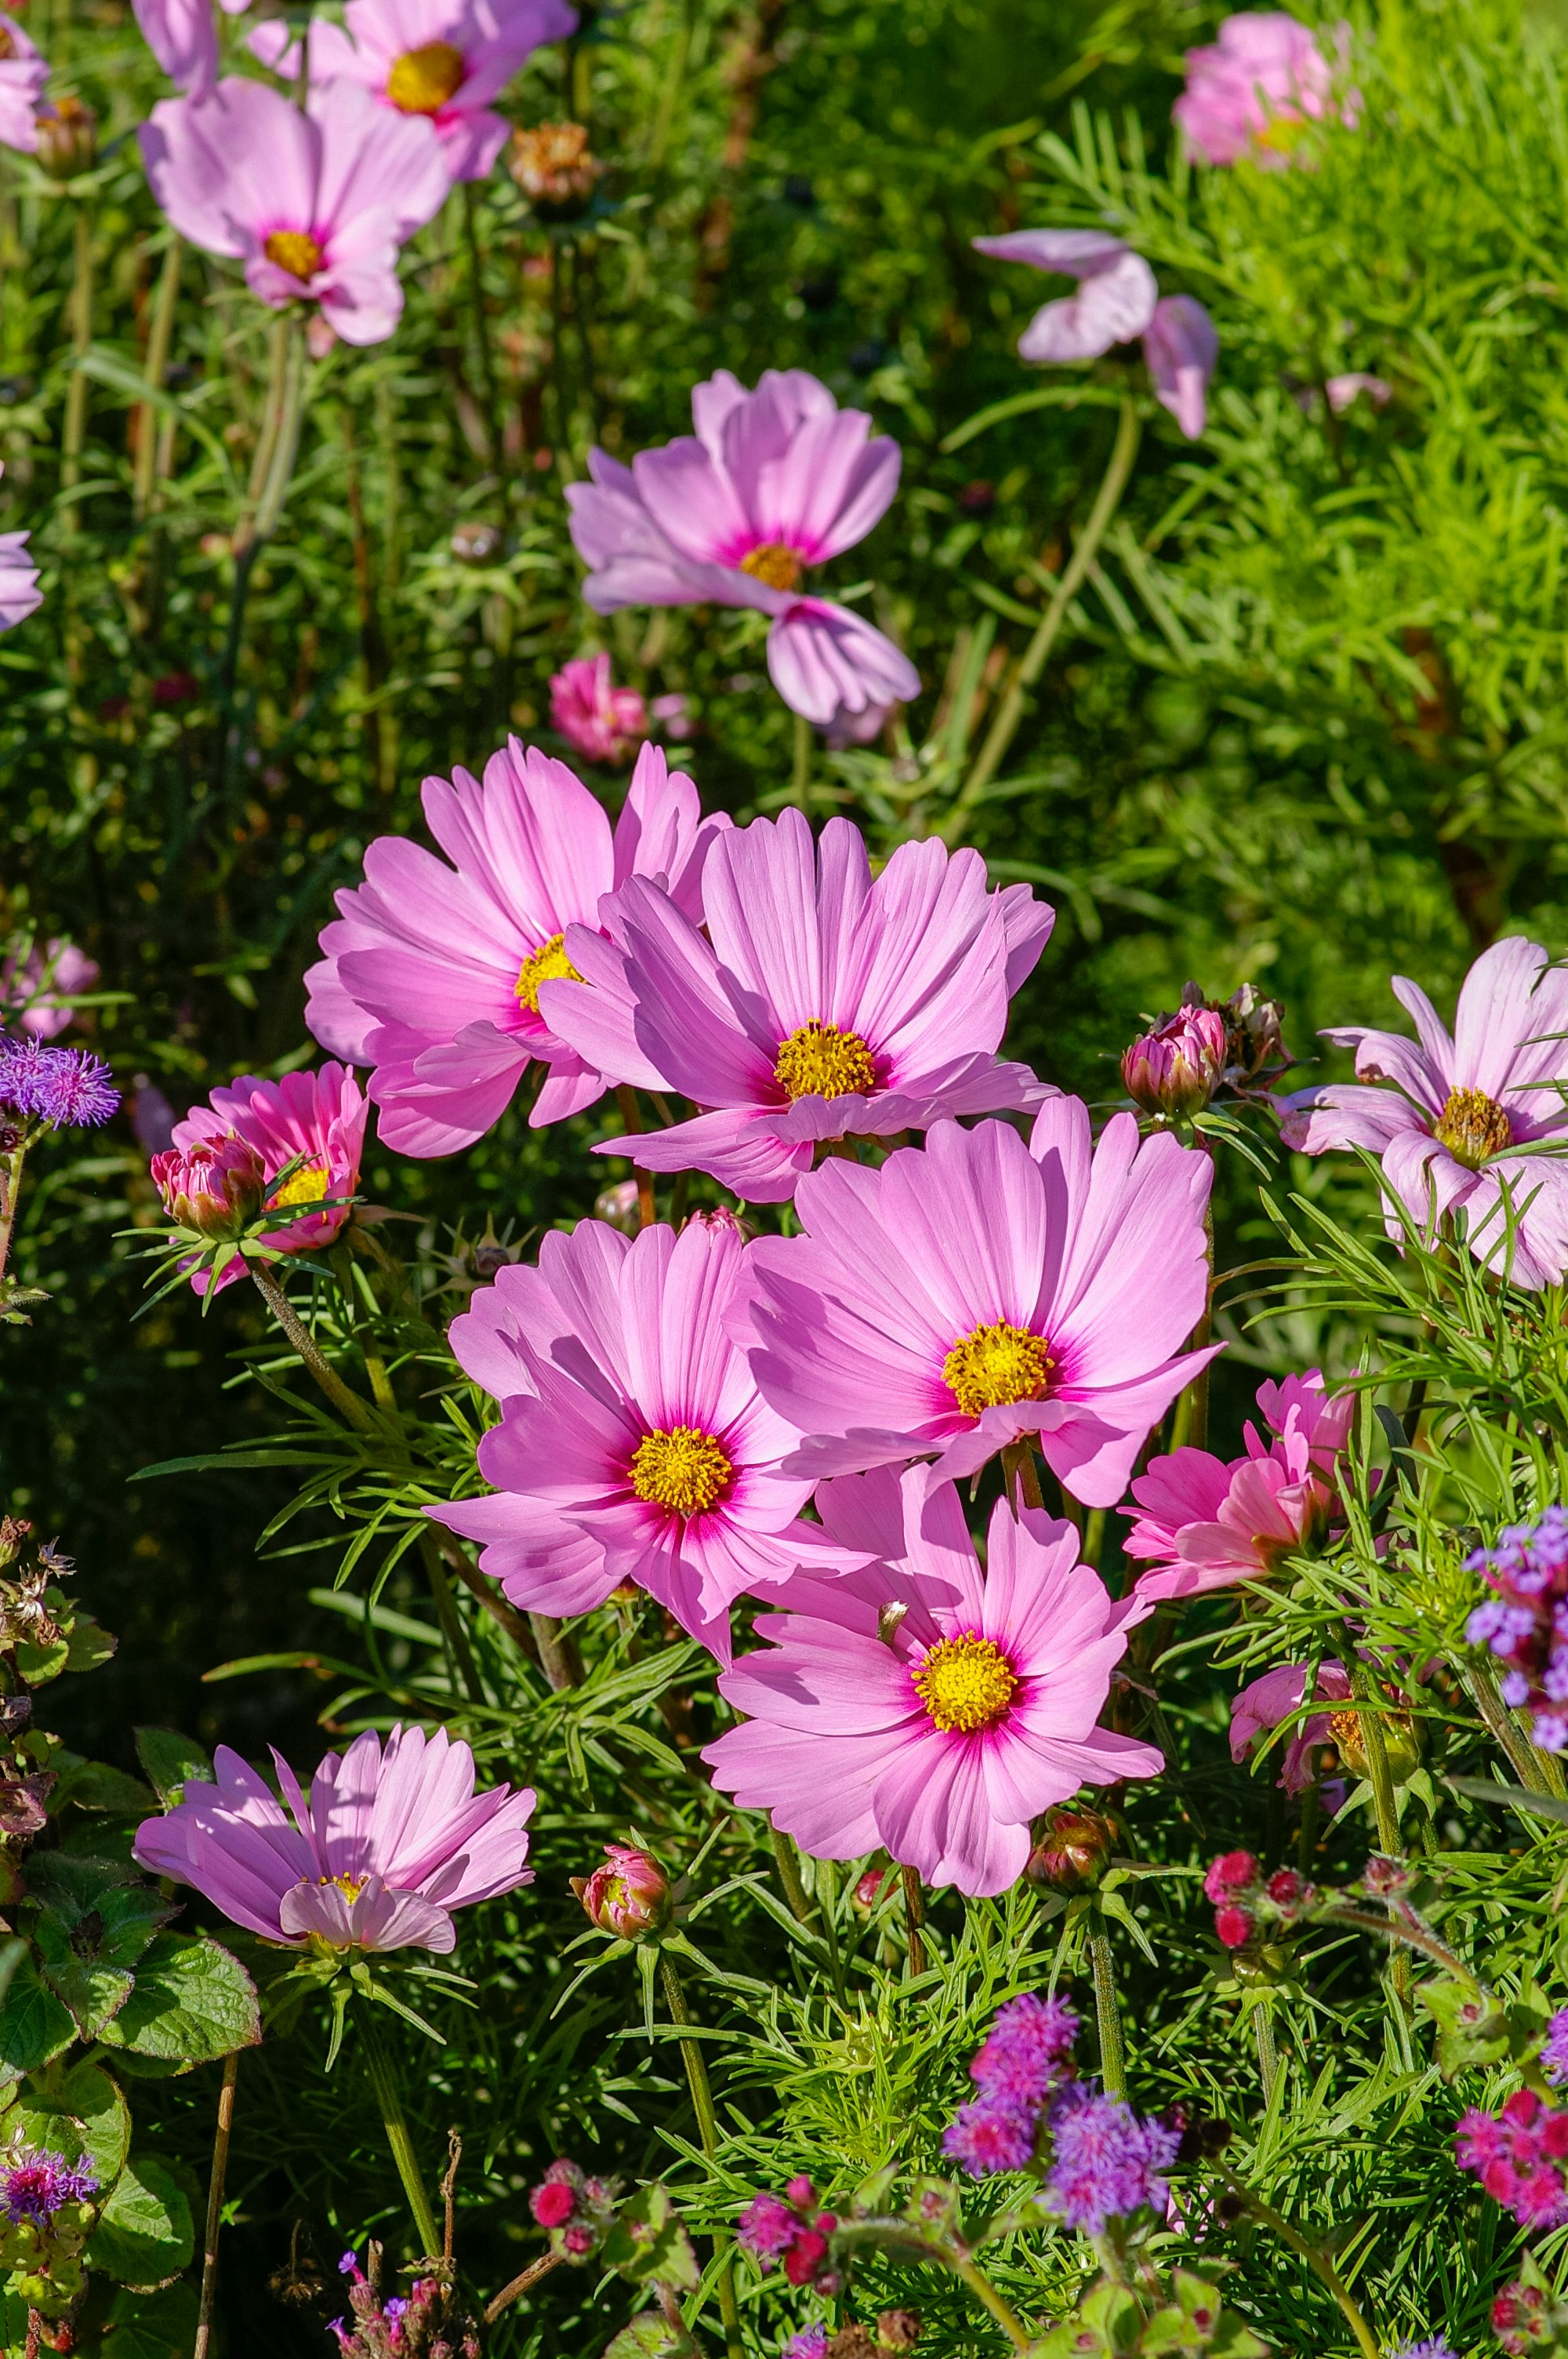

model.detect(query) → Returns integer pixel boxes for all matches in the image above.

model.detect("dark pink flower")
[1229,1658,1352,1792]
[169,1062,367,1293]
[550,653,648,765]
[151,1134,266,1241]
[1174,11,1359,168]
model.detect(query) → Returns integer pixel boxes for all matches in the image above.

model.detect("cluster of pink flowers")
[1456,2088,1568,2229]
[1175,11,1359,167]
[738,2177,842,2294]
[1465,1507,1568,1753]
[942,1992,1079,2175]
[332,2249,480,2357]
[528,2159,619,2260]
[1203,1849,1314,1950]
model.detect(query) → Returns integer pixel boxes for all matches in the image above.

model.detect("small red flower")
[1214,1905,1254,1950]
[1203,1851,1259,1904]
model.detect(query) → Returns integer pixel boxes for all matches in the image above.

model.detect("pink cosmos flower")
[0,529,38,631]
[0,11,47,153]
[132,0,218,96]
[168,1061,368,1293]
[1229,1658,1352,1791]
[139,77,451,347]
[1174,12,1358,168]
[539,808,1053,1202]
[1324,372,1390,413]
[550,652,648,766]
[1,940,98,1040]
[1125,1369,1352,1601]
[971,233,1218,441]
[1276,937,1568,1289]
[429,1214,859,1663]
[734,1101,1218,1510]
[703,1467,1163,1898]
[250,0,575,182]
[304,740,729,1156]
[133,1723,534,1954]
[565,369,921,728]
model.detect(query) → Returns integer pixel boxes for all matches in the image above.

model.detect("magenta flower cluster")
[1455,2088,1568,2229]
[0,2149,97,2226]
[738,2177,841,2293]
[1202,1848,1314,1951]
[942,1992,1079,2175]
[0,1038,119,1132]
[331,2248,478,2357]
[1465,1507,1568,1753]
[528,2158,619,2259]
[1043,2083,1181,2237]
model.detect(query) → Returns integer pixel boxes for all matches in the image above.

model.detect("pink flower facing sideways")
[1174,11,1358,168]
[0,11,48,153]
[539,807,1053,1201]
[132,1724,535,1953]
[1229,1656,1352,1792]
[0,464,40,633]
[1,939,99,1039]
[140,77,451,346]
[735,1101,1218,1510]
[1278,936,1568,1288]
[131,0,219,99]
[704,1467,1162,1898]
[166,1062,368,1292]
[306,740,728,1155]
[1126,1369,1352,1602]
[550,652,648,766]
[971,232,1218,441]
[566,369,920,729]
[430,1212,859,1662]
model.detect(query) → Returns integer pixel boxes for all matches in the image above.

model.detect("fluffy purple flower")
[1455,2088,1568,2228]
[739,2193,801,2261]
[566,369,920,727]
[971,1994,1080,2105]
[1465,1508,1568,1755]
[1544,2007,1568,2088]
[942,2099,1038,2177]
[0,1038,120,1129]
[1389,2342,1457,2359]
[784,2329,828,2359]
[539,809,1052,1201]
[1043,2085,1180,2234]
[0,2148,97,2225]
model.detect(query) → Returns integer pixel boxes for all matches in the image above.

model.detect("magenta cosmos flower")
[550,652,648,766]
[0,12,47,153]
[734,1102,1217,1510]
[1278,937,1568,1289]
[1125,1369,1352,1602]
[168,1061,368,1293]
[539,809,1053,1202]
[133,1724,534,1953]
[306,740,728,1155]
[430,1213,856,1662]
[972,232,1218,442]
[132,0,218,96]
[704,1467,1162,1897]
[1230,1658,1352,1793]
[1174,12,1357,167]
[140,78,450,346]
[251,0,575,181]
[565,369,920,729]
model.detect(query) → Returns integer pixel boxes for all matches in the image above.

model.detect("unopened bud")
[571,1842,672,1939]
[452,520,503,565]
[1121,1002,1226,1118]
[35,96,96,179]
[1025,1807,1116,1893]
[852,1866,888,1912]
[1327,1706,1421,1783]
[150,1136,266,1241]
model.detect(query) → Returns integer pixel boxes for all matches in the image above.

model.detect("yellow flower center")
[516,932,582,1013]
[1432,1084,1512,1169]
[264,230,325,284]
[321,1871,367,1902]
[630,1426,732,1518]
[386,39,466,114]
[270,1161,330,1210]
[942,1321,1053,1419]
[774,1020,877,1101]
[0,27,14,58]
[740,542,804,593]
[913,1632,1018,1733]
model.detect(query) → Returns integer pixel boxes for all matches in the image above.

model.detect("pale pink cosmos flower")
[168,1061,368,1294]
[131,0,218,97]
[1,940,99,1040]
[139,77,450,347]
[1230,1659,1352,1793]
[539,808,1053,1202]
[550,652,648,766]
[1174,12,1358,168]
[249,0,575,182]
[565,369,921,728]
[1125,1369,1352,1601]
[704,1466,1163,1898]
[1277,937,1568,1289]
[0,11,48,153]
[1324,372,1390,413]
[733,1102,1218,1510]
[971,232,1218,441]
[0,464,40,631]
[133,1724,534,1954]
[305,740,729,1156]
[430,1216,860,1663]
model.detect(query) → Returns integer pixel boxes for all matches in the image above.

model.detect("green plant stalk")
[132,233,183,521]
[942,396,1140,841]
[769,1820,812,1923]
[1466,1659,1565,1793]
[791,707,812,809]
[250,1260,380,1434]
[948,2252,1035,2351]
[1089,1928,1126,2100]
[1252,2002,1278,2109]
[659,1955,741,2359]
[356,2000,441,2257]
[416,1528,487,1707]
[1216,2165,1378,2359]
[192,2050,239,2359]
[250,315,307,547]
[0,1139,27,1288]
[59,199,93,532]
[902,1862,927,1977]
[462,182,505,472]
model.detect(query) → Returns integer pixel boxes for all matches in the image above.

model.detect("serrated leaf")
[86,2155,194,2287]
[98,1933,260,2066]
[56,1759,158,1816]
[0,1950,76,2076]
[101,2280,201,2358]
[14,1637,69,1686]
[605,2312,697,2359]
[134,1727,213,1809]
[26,1852,142,1911]
[601,2183,700,2290]
[8,2060,131,2187]
[33,1872,172,2037]
[64,1612,118,1674]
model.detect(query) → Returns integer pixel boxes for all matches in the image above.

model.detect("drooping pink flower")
[132,0,218,96]
[132,1723,535,1953]
[1125,1369,1352,1601]
[1174,12,1359,168]
[1324,372,1390,413]
[0,940,99,1040]
[0,528,38,631]
[429,1214,858,1662]
[1229,1658,1352,1791]
[1276,937,1568,1289]
[539,809,1052,1201]
[305,740,729,1156]
[733,1103,1217,1509]
[565,369,921,728]
[250,0,575,182]
[168,1062,368,1292]
[0,12,47,153]
[971,233,1218,441]
[140,77,451,347]
[704,1467,1163,1898]
[550,652,648,765]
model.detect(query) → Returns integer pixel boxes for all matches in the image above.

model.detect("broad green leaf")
[601,2184,699,2291]
[9,2059,131,2186]
[0,1950,76,2076]
[35,1884,172,2037]
[605,2313,697,2359]
[14,1636,69,1686]
[56,1759,158,1816]
[64,1612,118,1674]
[134,1727,213,1809]
[101,2280,201,2359]
[86,2155,194,2287]
[98,1934,260,2066]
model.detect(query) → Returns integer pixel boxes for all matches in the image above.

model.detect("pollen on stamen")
[386,39,466,114]
[913,1632,1018,1733]
[739,541,804,593]
[942,1321,1052,1419]
[263,229,325,284]
[630,1426,732,1518]
[1432,1083,1512,1169]
[516,932,582,1013]
[774,1020,877,1102]
[270,1161,331,1210]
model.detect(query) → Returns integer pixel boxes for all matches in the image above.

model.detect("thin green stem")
[1090,1928,1126,2100]
[416,1530,487,1707]
[249,1260,379,1434]
[462,183,504,474]
[659,1956,741,2359]
[1466,1660,1558,1790]
[60,200,93,529]
[0,1138,28,1287]
[902,1863,927,1977]
[250,316,307,547]
[1252,2003,1278,2110]
[132,233,182,521]
[356,2001,440,2258]
[1325,1904,1494,1997]
[949,2253,1034,2351]
[192,2051,239,2359]
[1216,2165,1379,2359]
[769,1821,812,1923]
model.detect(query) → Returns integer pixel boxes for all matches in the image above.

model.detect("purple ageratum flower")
[0,12,48,153]
[1174,12,1359,169]
[305,740,729,1156]
[140,78,451,347]
[1465,1508,1568,1756]
[704,1467,1163,1898]
[565,369,921,729]
[131,0,218,96]
[1389,2343,1458,2359]
[733,1103,1217,1509]
[430,1215,859,1663]
[738,2192,801,2262]
[1543,2007,1568,2088]
[132,1723,535,1954]
[971,1993,1080,2106]
[1279,936,1568,1289]
[1043,2084,1180,2234]
[784,2330,828,2359]
[168,1063,368,1295]
[943,2098,1039,2177]
[539,808,1053,1202]
[971,232,1218,442]
[0,2148,97,2225]
[0,1038,121,1129]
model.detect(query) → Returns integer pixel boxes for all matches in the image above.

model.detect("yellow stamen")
[264,229,325,284]
[321,1870,367,1902]
[774,1020,876,1101]
[942,1321,1052,1419]
[386,39,466,114]
[1432,1084,1512,1169]
[630,1426,731,1518]
[270,1161,330,1210]
[913,1631,1018,1733]
[739,542,804,593]
[515,932,581,1012]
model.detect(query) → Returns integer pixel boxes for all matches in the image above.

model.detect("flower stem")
[616,1086,657,1228]
[192,2050,239,2359]
[0,1138,28,1288]
[1216,2165,1379,2359]
[902,1863,927,1977]
[59,199,93,533]
[769,1820,812,1923]
[132,231,183,522]
[356,2001,441,2259]
[1252,2002,1278,2110]
[949,2252,1035,2352]
[529,1611,584,1689]
[659,1955,741,2359]
[1465,1659,1562,1791]
[1090,1928,1127,2100]
[250,1260,379,1434]
[416,1528,487,1707]
[462,182,505,474]
[484,2248,565,2326]
[791,708,812,810]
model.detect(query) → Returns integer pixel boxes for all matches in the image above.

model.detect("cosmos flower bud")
[1327,1704,1421,1783]
[1024,1807,1116,1893]
[1122,1002,1228,1118]
[150,1136,266,1241]
[572,1842,673,1940]
[34,95,96,179]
